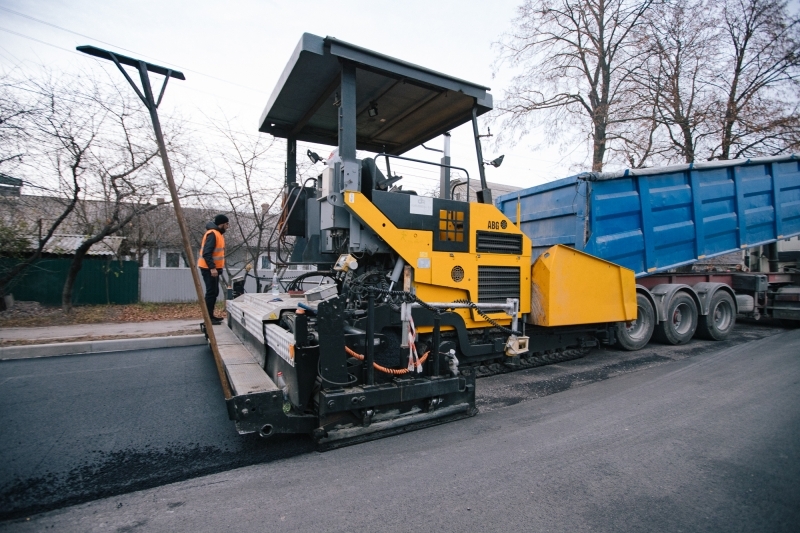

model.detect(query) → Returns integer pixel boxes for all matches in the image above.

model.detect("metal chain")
[450,299,522,336]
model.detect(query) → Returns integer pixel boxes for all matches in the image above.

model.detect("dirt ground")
[0,301,227,328]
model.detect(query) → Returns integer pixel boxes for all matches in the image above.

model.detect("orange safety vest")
[197,229,225,269]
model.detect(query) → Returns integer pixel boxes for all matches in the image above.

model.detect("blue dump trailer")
[498,155,800,350]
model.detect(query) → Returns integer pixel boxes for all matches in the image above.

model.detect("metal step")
[213,324,278,396]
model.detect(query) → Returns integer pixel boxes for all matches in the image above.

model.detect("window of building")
[166,252,181,268]
[261,255,271,270]
[148,248,160,267]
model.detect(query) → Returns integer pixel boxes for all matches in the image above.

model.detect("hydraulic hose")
[345,346,430,375]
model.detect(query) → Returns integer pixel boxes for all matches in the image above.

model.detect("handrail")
[375,153,471,202]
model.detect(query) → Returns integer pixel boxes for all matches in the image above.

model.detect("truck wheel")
[653,292,697,345]
[696,291,736,340]
[615,293,655,351]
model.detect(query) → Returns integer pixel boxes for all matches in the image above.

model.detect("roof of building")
[37,234,126,256]
[0,173,22,196]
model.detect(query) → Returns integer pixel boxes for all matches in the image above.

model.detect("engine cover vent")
[478,266,520,304]
[476,231,523,255]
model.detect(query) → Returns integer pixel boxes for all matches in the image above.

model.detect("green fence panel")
[1,258,139,306]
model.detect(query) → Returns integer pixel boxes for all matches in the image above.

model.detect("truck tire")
[653,292,697,345]
[696,291,736,340]
[615,293,655,351]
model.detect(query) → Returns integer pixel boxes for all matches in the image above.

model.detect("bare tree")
[494,0,655,171]
[60,79,165,311]
[0,71,33,173]
[0,71,87,305]
[714,0,800,159]
[199,117,283,291]
[632,0,720,163]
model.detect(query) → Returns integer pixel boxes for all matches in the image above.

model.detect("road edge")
[0,334,207,360]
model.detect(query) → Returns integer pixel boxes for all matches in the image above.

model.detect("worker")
[198,214,229,324]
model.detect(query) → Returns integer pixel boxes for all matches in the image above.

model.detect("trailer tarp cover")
[496,154,800,276]
[258,33,493,155]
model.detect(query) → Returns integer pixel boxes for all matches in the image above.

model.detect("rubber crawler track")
[460,348,592,379]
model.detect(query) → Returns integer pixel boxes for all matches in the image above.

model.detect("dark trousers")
[200,268,219,318]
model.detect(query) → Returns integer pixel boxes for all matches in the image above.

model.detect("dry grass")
[0,301,227,328]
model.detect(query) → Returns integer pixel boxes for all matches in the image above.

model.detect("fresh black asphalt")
[0,345,315,520]
[0,322,797,531]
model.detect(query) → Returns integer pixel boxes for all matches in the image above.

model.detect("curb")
[0,334,207,361]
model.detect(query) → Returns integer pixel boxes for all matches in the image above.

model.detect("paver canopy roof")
[258,34,493,155]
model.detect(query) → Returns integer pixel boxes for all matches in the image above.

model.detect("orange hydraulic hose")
[345,346,430,376]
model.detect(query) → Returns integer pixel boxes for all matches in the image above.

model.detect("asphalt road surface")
[1,323,798,531]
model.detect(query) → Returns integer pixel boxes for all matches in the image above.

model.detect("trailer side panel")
[497,155,800,277]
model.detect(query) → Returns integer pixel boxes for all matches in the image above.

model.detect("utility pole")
[76,45,232,400]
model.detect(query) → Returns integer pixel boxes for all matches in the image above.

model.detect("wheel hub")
[713,301,732,330]
[672,303,692,335]
[626,305,647,340]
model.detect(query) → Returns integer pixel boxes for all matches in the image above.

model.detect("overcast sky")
[0,0,591,193]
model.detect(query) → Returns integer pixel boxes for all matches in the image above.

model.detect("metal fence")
[2,259,327,305]
[139,268,326,302]
[1,258,139,306]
